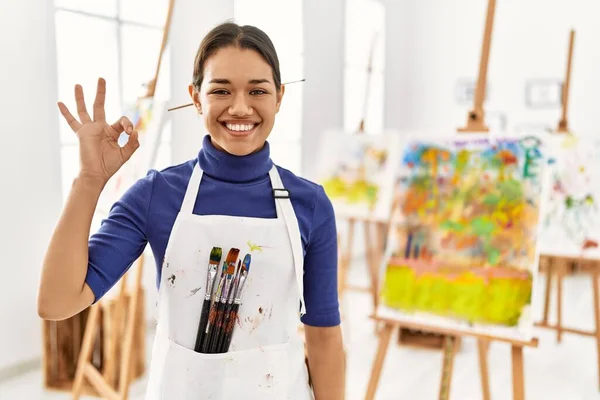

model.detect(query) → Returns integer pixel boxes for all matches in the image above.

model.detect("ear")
[275,84,285,113]
[188,84,202,113]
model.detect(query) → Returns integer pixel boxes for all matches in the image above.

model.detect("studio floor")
[2,257,600,400]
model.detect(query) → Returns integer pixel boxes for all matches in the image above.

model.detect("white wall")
[0,0,62,371]
[169,0,235,165]
[302,0,346,179]
[383,0,600,136]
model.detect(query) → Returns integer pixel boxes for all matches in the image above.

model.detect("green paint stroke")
[439,220,465,233]
[470,217,496,237]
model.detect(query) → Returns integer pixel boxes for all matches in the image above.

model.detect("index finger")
[109,116,134,136]
[57,102,81,133]
[93,77,106,121]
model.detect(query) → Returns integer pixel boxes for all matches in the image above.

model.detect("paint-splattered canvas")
[316,130,401,221]
[538,134,600,259]
[377,134,546,341]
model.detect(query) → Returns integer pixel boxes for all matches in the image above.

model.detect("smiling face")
[189,46,284,156]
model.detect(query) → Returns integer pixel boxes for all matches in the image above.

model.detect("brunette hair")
[192,22,282,91]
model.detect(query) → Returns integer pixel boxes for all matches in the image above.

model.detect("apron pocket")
[160,338,290,400]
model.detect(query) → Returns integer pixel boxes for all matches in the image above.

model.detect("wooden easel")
[398,0,494,351]
[556,30,575,134]
[535,30,577,340]
[534,29,600,390]
[338,217,387,309]
[457,0,495,133]
[337,32,387,313]
[71,256,145,400]
[536,255,600,387]
[70,2,176,398]
[365,0,539,398]
[393,0,497,352]
[365,318,538,400]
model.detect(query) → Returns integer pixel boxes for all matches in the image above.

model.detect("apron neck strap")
[269,167,307,316]
[180,162,203,215]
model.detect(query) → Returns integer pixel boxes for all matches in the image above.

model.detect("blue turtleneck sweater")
[86,135,340,327]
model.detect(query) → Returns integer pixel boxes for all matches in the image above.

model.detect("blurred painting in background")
[539,134,600,258]
[316,130,401,221]
[378,133,546,341]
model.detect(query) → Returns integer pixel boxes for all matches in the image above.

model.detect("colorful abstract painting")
[377,134,546,341]
[316,130,401,221]
[538,134,600,258]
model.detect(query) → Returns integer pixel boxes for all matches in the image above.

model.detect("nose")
[228,93,253,116]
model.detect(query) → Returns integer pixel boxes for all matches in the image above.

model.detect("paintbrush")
[216,259,242,353]
[221,254,251,353]
[208,258,238,353]
[193,247,222,352]
[201,248,239,353]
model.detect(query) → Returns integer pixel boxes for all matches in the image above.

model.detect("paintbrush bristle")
[226,261,236,275]
[242,254,251,273]
[225,248,239,264]
[210,247,222,263]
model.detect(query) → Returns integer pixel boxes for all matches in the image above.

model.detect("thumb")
[120,129,140,162]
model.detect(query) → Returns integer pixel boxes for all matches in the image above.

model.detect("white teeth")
[225,123,255,132]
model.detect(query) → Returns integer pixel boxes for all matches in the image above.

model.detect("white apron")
[144,162,314,400]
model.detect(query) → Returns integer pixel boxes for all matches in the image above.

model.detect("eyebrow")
[208,78,272,85]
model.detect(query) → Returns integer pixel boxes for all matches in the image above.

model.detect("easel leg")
[372,222,387,335]
[542,257,552,324]
[118,263,144,399]
[363,221,376,307]
[72,305,100,399]
[339,219,356,301]
[477,340,491,400]
[364,222,382,308]
[591,267,600,390]
[556,261,564,343]
[511,345,525,400]
[372,222,387,309]
[363,221,380,334]
[365,323,394,400]
[102,305,115,386]
[438,336,458,400]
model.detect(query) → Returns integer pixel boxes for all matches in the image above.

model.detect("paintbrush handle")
[208,301,227,353]
[217,302,235,353]
[222,303,240,353]
[201,299,220,353]
[194,298,211,352]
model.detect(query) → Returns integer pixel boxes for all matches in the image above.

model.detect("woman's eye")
[250,89,267,95]
[211,90,229,95]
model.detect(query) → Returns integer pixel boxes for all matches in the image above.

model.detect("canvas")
[538,134,600,259]
[377,133,547,341]
[316,130,401,221]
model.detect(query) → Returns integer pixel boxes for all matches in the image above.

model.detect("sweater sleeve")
[85,171,155,302]
[300,186,341,327]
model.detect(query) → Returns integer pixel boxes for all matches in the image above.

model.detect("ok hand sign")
[58,78,140,184]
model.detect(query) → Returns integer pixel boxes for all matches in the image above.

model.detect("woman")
[38,22,345,399]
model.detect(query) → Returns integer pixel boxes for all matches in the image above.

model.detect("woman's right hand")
[58,77,140,184]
